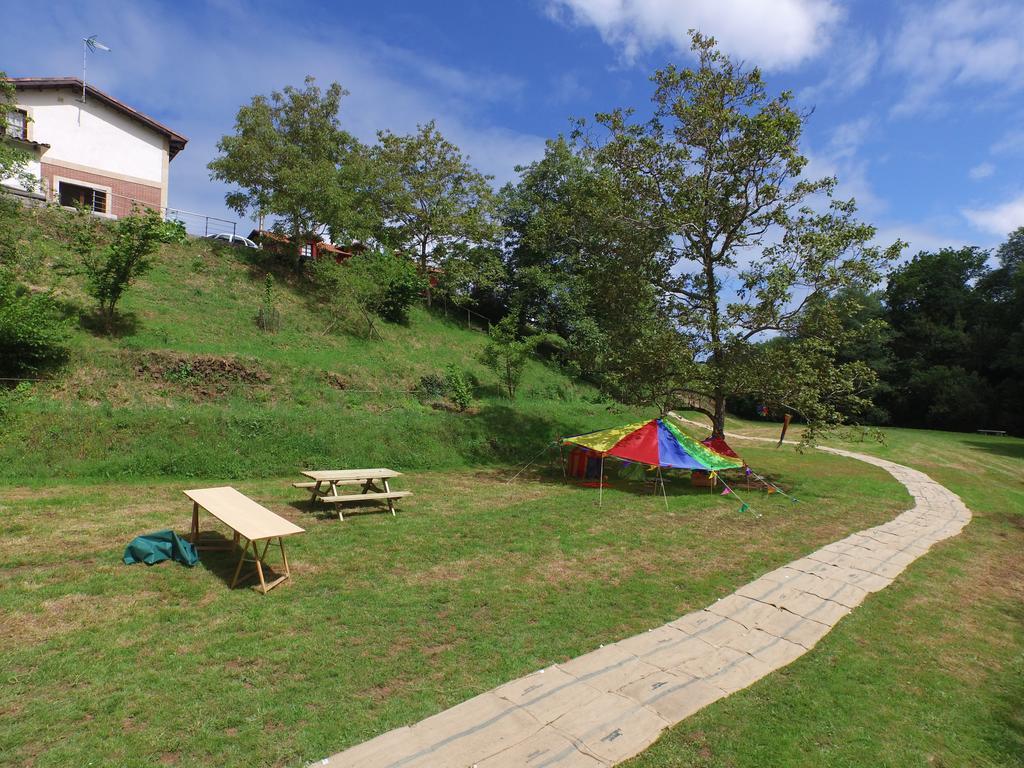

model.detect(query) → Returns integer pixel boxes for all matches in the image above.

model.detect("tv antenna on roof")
[81,35,111,104]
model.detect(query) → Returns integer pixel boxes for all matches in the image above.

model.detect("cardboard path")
[319,439,971,767]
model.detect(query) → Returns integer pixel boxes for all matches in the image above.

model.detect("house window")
[58,182,108,213]
[300,243,313,260]
[5,109,27,140]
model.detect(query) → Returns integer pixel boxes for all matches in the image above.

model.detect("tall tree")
[502,137,672,382]
[369,121,497,304]
[584,32,901,439]
[884,247,1003,434]
[208,77,369,248]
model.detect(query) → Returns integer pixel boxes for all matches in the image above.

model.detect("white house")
[2,77,187,217]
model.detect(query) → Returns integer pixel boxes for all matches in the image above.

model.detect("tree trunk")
[711,391,727,439]
[421,241,431,308]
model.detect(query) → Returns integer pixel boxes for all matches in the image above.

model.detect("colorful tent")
[701,436,742,461]
[563,418,743,471]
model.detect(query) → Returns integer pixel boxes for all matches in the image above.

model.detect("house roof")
[6,77,188,160]
[248,229,354,257]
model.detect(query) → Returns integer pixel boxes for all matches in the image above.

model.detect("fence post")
[467,308,471,329]
[204,217,209,237]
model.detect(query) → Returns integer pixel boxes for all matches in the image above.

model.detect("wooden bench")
[184,487,305,594]
[977,429,1007,436]
[319,491,412,504]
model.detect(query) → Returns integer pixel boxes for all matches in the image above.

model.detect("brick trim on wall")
[41,162,163,218]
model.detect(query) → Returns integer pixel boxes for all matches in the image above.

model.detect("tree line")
[210,33,924,439]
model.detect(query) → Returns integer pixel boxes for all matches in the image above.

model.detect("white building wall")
[16,88,165,184]
[0,156,41,193]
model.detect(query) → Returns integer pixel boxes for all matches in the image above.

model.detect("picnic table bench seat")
[318,490,412,504]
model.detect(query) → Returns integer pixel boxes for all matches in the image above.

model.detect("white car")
[205,232,259,249]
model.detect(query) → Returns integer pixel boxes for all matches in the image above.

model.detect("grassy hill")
[1,206,646,484]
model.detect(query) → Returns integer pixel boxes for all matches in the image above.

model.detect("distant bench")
[976,429,1007,436]
[293,468,411,520]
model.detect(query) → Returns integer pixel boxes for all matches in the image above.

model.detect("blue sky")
[4,0,1024,254]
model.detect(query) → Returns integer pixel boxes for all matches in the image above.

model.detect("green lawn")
[625,422,1024,768]
[2,208,1021,767]
[1,443,909,767]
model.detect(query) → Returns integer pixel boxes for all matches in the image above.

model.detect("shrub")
[349,250,425,324]
[153,217,188,244]
[445,365,472,411]
[308,250,425,338]
[0,273,68,376]
[255,273,281,332]
[480,315,548,399]
[0,381,32,422]
[415,373,447,402]
[77,208,164,331]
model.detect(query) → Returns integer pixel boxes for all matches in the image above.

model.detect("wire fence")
[436,299,493,333]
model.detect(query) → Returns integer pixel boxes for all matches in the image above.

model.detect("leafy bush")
[256,274,281,332]
[445,365,472,411]
[308,250,424,338]
[480,315,548,399]
[349,250,425,324]
[0,381,32,422]
[76,209,164,331]
[0,273,68,376]
[153,218,188,244]
[415,373,448,402]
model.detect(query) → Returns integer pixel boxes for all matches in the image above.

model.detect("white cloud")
[546,0,842,70]
[800,34,879,103]
[968,162,995,180]
[889,0,1024,115]
[991,129,1024,156]
[803,117,883,215]
[0,1,544,230]
[962,193,1024,236]
[873,223,969,257]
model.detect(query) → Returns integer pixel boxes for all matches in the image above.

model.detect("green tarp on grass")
[123,530,199,567]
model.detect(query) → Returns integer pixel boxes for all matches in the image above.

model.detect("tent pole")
[559,443,566,482]
[599,455,605,507]
[657,465,668,510]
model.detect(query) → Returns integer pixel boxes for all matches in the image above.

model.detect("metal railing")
[162,205,237,238]
[55,187,238,238]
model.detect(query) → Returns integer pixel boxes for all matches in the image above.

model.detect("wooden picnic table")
[184,486,305,594]
[293,468,411,520]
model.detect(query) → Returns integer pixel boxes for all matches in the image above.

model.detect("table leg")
[254,539,269,594]
[190,502,200,543]
[383,478,396,516]
[231,538,251,588]
[330,482,344,521]
[311,480,323,502]
[278,537,291,582]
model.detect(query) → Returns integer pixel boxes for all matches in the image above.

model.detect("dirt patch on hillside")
[130,351,270,400]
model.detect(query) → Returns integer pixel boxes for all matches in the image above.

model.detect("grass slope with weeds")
[624,424,1024,768]
[0,444,909,767]
[0,206,641,484]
